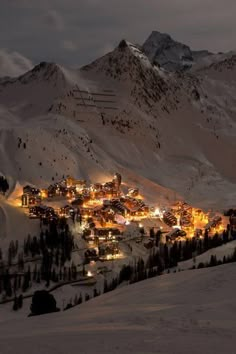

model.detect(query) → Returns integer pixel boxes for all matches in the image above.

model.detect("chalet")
[22,193,29,208]
[71,196,84,206]
[22,193,41,208]
[94,227,121,242]
[23,185,40,196]
[93,183,103,191]
[29,205,56,219]
[60,205,75,218]
[48,184,68,198]
[110,200,128,216]
[102,181,120,197]
[204,216,222,231]
[180,211,193,227]
[66,176,86,190]
[84,248,98,262]
[98,241,119,257]
[128,188,139,197]
[163,211,177,227]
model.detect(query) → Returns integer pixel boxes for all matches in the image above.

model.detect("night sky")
[1,0,236,76]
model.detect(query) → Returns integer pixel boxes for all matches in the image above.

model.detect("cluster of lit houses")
[21,174,151,220]
[20,174,232,259]
[21,173,152,259]
[161,201,225,241]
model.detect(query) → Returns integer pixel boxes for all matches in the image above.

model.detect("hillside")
[0,37,235,215]
[1,263,236,354]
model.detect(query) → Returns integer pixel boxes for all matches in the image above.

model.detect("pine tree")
[36,271,41,283]
[6,281,12,297]
[22,273,29,292]
[33,265,37,282]
[13,297,18,311]
[85,293,90,302]
[78,293,82,304]
[74,294,78,305]
[149,228,155,239]
[13,274,18,293]
[204,230,209,251]
[209,255,217,267]
[103,279,108,293]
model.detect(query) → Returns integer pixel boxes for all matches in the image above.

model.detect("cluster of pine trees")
[0,176,9,194]
[0,217,232,311]
[0,218,76,301]
[196,247,236,269]
[101,228,233,294]
[152,228,231,269]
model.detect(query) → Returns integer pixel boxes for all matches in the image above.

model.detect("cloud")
[99,43,116,56]
[42,9,64,31]
[0,49,33,77]
[62,40,77,52]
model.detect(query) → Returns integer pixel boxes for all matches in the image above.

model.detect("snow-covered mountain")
[143,31,212,71]
[0,37,236,216]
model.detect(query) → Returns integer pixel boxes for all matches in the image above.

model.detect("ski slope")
[1,263,236,354]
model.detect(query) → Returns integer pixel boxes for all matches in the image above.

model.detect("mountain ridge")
[0,35,235,210]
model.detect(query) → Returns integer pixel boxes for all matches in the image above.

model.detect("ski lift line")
[74,97,95,101]
[94,100,117,104]
[73,90,116,97]
[75,103,118,110]
[76,103,97,108]
[102,107,118,110]
[89,93,116,97]
[74,97,117,104]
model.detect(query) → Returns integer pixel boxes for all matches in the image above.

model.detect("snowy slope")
[1,264,236,354]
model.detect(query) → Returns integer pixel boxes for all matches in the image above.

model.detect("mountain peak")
[31,61,59,72]
[149,30,172,41]
[18,61,65,84]
[143,30,214,72]
[118,39,129,50]
[82,39,157,81]
[143,31,193,71]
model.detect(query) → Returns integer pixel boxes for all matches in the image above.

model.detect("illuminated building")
[112,173,122,190]
[21,193,29,208]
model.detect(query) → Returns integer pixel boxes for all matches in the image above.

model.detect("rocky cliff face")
[143,31,212,72]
